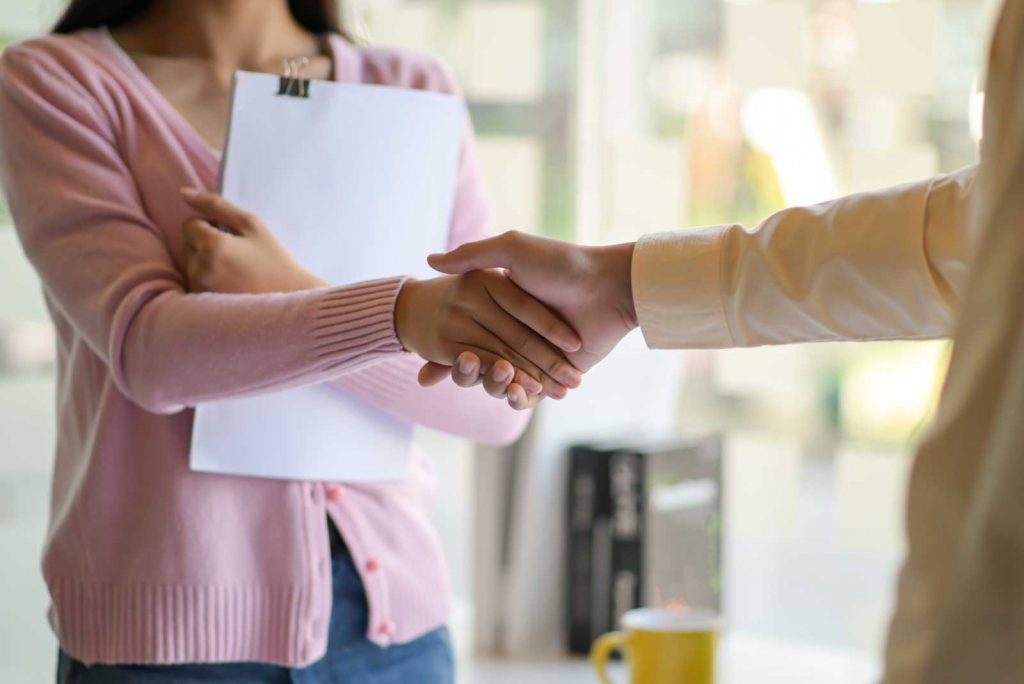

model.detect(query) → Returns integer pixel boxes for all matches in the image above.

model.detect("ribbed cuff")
[632,227,733,349]
[333,352,419,405]
[309,277,407,369]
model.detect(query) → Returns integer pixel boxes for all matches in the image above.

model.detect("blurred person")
[422,2,1024,683]
[0,0,584,682]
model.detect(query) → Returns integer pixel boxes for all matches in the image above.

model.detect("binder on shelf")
[565,435,723,655]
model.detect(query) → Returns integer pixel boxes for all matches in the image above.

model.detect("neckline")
[92,27,352,172]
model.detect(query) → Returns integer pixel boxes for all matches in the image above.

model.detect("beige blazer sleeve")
[631,166,976,349]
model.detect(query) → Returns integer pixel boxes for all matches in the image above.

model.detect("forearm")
[116,278,405,413]
[632,166,977,349]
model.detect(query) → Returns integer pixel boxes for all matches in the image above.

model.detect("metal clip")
[278,56,311,98]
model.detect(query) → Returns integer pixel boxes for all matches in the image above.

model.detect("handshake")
[407,232,639,409]
[180,189,638,409]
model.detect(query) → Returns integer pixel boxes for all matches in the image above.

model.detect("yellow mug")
[590,607,720,684]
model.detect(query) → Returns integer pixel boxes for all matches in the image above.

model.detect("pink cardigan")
[0,30,529,666]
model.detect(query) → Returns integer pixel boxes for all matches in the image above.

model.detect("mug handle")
[590,631,629,684]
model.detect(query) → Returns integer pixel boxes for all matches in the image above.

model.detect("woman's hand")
[395,271,583,398]
[419,231,639,409]
[180,188,583,399]
[420,351,545,410]
[180,187,324,293]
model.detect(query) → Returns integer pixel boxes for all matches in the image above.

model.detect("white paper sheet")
[190,71,464,482]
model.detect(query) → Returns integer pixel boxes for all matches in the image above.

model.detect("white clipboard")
[189,70,465,482]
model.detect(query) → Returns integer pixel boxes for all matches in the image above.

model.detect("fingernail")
[493,365,512,383]
[560,338,583,353]
[179,186,200,199]
[552,385,568,400]
[509,388,524,407]
[457,354,477,375]
[523,377,543,395]
[561,368,583,388]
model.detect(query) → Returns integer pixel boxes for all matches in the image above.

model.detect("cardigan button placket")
[308,618,324,640]
[377,620,396,646]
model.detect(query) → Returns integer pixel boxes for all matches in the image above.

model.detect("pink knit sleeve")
[328,54,531,445]
[0,45,405,415]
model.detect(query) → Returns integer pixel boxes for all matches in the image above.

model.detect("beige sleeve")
[632,166,976,349]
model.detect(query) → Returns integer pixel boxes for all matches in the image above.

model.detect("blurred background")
[0,0,996,681]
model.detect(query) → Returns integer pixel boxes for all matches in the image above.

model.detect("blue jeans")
[56,524,454,684]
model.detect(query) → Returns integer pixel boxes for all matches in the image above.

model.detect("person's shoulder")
[1,32,99,74]
[355,41,462,96]
[1,31,104,92]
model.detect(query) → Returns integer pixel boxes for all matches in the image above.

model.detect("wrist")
[600,242,638,330]
[393,278,420,353]
[290,270,329,292]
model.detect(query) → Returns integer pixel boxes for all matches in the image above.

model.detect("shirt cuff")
[309,277,407,367]
[631,227,733,349]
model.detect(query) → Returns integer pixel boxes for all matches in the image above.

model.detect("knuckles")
[499,229,523,246]
[239,211,260,232]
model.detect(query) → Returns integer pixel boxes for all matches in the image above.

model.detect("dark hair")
[53,0,348,38]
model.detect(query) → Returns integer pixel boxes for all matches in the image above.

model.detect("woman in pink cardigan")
[0,0,582,681]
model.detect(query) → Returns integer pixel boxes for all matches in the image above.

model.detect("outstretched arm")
[425,165,977,405]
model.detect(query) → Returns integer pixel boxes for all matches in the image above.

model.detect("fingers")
[452,352,546,394]
[507,383,545,410]
[427,231,526,274]
[488,276,581,353]
[461,338,569,400]
[481,359,515,398]
[416,356,554,413]
[471,300,582,389]
[182,217,227,291]
[415,363,550,411]
[417,354,490,389]
[417,354,544,400]
[451,352,484,388]
[417,361,453,387]
[180,187,261,235]
[182,216,224,249]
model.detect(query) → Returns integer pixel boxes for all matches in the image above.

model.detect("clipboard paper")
[189,71,465,482]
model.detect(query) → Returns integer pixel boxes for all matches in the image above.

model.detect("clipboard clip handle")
[278,56,311,98]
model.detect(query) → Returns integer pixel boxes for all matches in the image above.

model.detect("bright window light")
[740,87,838,206]
[970,89,985,143]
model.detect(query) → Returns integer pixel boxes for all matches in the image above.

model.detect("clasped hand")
[179,189,584,403]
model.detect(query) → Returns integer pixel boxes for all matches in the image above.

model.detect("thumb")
[417,361,453,387]
[427,231,524,274]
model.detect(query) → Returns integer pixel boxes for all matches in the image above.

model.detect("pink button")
[378,620,395,637]
[325,485,343,502]
[308,619,324,640]
[366,558,381,573]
